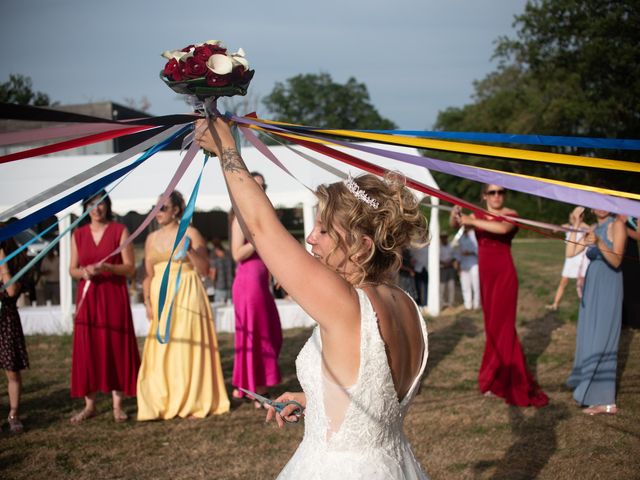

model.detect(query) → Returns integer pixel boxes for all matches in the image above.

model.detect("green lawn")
[1,239,639,479]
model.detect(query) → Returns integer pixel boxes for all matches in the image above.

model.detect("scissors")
[238,388,304,423]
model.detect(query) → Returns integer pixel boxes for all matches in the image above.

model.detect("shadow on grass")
[0,452,25,475]
[519,312,563,378]
[472,402,569,480]
[18,382,73,429]
[222,328,311,404]
[617,327,635,393]
[423,315,480,380]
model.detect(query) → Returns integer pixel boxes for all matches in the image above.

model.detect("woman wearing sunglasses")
[451,184,548,407]
[137,191,230,420]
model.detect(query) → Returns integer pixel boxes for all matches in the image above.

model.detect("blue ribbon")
[0,220,60,266]
[360,130,640,150]
[1,189,113,292]
[0,124,191,243]
[156,154,209,344]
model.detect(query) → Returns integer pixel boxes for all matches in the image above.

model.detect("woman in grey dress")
[566,210,627,415]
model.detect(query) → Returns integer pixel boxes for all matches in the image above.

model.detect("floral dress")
[0,285,29,371]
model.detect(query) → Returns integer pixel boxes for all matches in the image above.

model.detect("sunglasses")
[152,205,171,212]
[486,189,505,196]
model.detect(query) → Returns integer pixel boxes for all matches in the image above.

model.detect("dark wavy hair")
[0,224,29,284]
[82,190,114,221]
[168,190,186,218]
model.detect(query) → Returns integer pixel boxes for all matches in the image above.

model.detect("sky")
[1,0,528,130]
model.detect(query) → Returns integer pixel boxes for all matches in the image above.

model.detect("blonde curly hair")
[315,173,429,286]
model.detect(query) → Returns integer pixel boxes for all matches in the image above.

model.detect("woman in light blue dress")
[566,211,627,415]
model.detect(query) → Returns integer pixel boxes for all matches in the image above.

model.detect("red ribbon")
[270,130,564,239]
[0,125,157,164]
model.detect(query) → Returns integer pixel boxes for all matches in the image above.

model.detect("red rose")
[209,45,227,55]
[205,70,230,87]
[185,57,208,78]
[179,60,192,79]
[163,58,183,81]
[193,45,212,62]
[230,66,246,82]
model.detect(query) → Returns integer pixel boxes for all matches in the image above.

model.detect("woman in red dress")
[68,191,140,423]
[451,184,548,407]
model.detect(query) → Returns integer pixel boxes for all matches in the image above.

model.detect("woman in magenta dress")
[68,191,140,423]
[451,184,548,407]
[230,172,282,403]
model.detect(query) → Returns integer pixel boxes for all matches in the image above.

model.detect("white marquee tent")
[1,141,443,332]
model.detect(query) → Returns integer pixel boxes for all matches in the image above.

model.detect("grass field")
[1,239,639,479]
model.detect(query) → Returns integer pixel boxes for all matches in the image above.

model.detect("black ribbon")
[0,102,200,126]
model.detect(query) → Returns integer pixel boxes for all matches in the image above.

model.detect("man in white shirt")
[454,227,480,310]
[440,233,457,308]
[410,244,429,308]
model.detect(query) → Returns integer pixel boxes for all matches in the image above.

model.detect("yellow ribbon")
[249,124,640,200]
[253,117,640,173]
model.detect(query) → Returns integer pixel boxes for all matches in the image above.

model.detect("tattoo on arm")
[220,148,248,174]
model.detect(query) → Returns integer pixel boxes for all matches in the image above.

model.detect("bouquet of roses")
[160,40,254,99]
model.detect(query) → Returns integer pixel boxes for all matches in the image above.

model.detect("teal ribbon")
[0,220,60,266]
[155,154,209,344]
[0,125,189,292]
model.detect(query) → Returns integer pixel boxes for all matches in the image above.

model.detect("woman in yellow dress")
[137,191,230,420]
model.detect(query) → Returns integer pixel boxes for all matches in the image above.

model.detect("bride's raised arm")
[195,118,359,331]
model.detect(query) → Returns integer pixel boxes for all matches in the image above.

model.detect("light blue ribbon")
[0,125,190,290]
[155,154,209,344]
[0,220,60,267]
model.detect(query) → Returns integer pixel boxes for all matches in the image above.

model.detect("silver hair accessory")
[344,175,379,209]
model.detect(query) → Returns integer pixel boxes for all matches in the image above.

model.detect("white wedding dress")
[277,288,429,479]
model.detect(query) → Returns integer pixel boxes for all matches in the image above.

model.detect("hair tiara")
[344,174,379,209]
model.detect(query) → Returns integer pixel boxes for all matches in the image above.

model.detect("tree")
[432,0,640,225]
[262,72,397,130]
[0,74,53,106]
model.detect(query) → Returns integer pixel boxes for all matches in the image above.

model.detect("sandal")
[231,389,249,400]
[113,408,128,423]
[583,404,617,416]
[8,414,23,434]
[70,408,96,424]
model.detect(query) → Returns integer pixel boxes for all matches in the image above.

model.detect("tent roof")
[1,142,439,217]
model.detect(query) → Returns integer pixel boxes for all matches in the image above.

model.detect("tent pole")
[57,213,73,333]
[427,196,441,317]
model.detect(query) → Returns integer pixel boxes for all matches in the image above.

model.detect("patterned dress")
[0,286,29,371]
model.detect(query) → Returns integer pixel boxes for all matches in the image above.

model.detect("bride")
[196,117,430,479]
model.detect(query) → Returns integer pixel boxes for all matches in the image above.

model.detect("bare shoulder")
[502,207,518,217]
[186,225,204,241]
